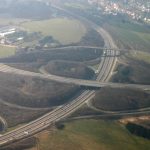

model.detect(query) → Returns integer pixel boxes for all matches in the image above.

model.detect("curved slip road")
[0,63,149,90]
[0,116,7,133]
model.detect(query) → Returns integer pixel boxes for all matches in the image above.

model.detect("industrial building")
[0,26,16,37]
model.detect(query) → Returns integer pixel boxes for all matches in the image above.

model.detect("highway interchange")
[0,5,150,147]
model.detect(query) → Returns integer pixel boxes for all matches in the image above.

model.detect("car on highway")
[24,131,29,135]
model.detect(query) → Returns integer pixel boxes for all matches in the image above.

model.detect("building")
[0,27,16,38]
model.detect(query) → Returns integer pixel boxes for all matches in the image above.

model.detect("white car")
[24,131,29,135]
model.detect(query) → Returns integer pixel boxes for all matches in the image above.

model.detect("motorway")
[0,5,149,147]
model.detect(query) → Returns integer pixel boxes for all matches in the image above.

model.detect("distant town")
[88,0,150,23]
[0,26,22,46]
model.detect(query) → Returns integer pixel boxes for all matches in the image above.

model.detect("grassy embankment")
[44,60,95,79]
[112,50,150,84]
[92,87,150,111]
[0,73,80,108]
[0,102,49,128]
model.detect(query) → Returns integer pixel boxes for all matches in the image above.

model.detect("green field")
[105,20,150,51]
[35,120,150,150]
[0,45,16,58]
[22,18,87,44]
[129,51,150,64]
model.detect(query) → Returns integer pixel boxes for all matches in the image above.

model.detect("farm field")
[0,45,16,58]
[22,18,87,44]
[29,119,150,150]
[129,51,150,64]
[104,20,150,51]
[0,17,29,26]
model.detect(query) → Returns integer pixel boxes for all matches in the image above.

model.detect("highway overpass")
[0,63,149,90]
